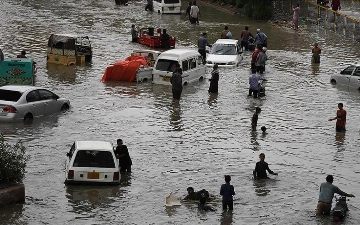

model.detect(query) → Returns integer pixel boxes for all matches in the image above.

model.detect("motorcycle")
[332,196,348,221]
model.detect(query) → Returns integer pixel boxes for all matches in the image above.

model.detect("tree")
[242,0,274,19]
[0,135,29,183]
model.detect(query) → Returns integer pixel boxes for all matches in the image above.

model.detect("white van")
[153,0,182,14]
[152,49,206,85]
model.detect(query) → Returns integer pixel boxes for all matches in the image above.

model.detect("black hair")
[187,187,194,192]
[261,126,266,132]
[338,103,343,107]
[225,26,228,30]
[245,26,249,30]
[326,175,333,183]
[21,50,26,55]
[117,139,123,143]
[251,69,257,74]
[224,175,231,183]
[255,107,261,112]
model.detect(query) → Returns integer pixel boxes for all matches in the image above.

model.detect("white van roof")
[214,39,239,45]
[158,49,200,61]
[75,141,113,151]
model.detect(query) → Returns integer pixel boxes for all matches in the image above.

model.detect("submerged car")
[206,39,243,68]
[65,141,120,185]
[0,85,70,122]
[330,63,360,90]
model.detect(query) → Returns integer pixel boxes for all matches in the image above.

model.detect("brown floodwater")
[1,0,360,224]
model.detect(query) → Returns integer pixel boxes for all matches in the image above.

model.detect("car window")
[164,0,179,3]
[73,150,115,168]
[190,58,196,69]
[182,60,189,72]
[211,44,237,55]
[0,90,22,102]
[26,90,41,102]
[340,66,355,75]
[353,67,360,76]
[155,59,178,72]
[38,89,57,100]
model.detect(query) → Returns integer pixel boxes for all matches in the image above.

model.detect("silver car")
[330,63,360,90]
[0,85,70,122]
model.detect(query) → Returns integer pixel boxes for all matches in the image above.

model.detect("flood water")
[1,0,360,224]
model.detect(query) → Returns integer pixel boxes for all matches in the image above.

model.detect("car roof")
[0,85,39,92]
[133,49,161,54]
[75,141,113,151]
[214,39,239,44]
[158,49,200,60]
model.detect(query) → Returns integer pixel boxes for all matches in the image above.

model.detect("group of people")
[130,24,171,49]
[185,1,200,25]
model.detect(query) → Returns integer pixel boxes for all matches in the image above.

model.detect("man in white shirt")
[190,2,200,24]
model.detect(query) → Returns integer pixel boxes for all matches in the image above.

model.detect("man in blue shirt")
[316,175,355,215]
[248,69,265,98]
[197,32,211,64]
[254,28,267,48]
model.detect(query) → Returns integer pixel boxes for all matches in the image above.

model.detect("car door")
[337,66,355,87]
[25,90,44,118]
[38,89,60,115]
[349,66,360,89]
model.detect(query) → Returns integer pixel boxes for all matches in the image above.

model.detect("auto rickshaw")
[47,34,92,65]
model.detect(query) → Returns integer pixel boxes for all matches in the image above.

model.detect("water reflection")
[253,179,271,196]
[311,63,320,75]
[250,131,260,152]
[165,205,181,217]
[120,173,132,186]
[65,185,123,213]
[220,210,233,225]
[46,64,77,84]
[334,131,345,151]
[0,203,23,225]
[207,93,218,108]
[169,106,183,131]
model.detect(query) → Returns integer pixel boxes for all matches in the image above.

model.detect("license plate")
[87,172,99,179]
[162,77,170,82]
[169,7,174,11]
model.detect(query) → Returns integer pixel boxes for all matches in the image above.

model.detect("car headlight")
[227,61,236,65]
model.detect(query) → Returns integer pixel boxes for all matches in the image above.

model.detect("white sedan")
[65,141,120,185]
[0,85,70,122]
[205,39,243,68]
[330,63,360,90]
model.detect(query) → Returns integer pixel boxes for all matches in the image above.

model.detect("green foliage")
[242,0,274,19]
[0,135,29,183]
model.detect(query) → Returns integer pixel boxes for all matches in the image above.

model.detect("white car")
[330,63,360,90]
[0,85,70,122]
[65,141,120,185]
[206,39,243,68]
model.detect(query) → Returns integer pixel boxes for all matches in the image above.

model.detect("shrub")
[0,135,29,183]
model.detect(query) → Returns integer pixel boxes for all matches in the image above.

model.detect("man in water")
[254,28,267,48]
[253,153,278,179]
[316,175,355,215]
[161,29,170,49]
[328,103,346,132]
[17,50,27,58]
[131,24,138,42]
[184,187,210,201]
[197,32,211,64]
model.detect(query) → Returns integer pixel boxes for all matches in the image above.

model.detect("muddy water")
[1,0,360,224]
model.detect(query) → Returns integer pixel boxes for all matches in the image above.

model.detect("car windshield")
[155,59,178,72]
[341,66,355,75]
[164,0,180,3]
[210,44,237,55]
[73,150,115,168]
[0,90,22,102]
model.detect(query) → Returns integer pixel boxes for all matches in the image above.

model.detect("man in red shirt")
[329,103,346,132]
[251,45,262,70]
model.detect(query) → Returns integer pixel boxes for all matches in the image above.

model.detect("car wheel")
[61,104,69,111]
[24,113,33,121]
[199,76,204,81]
[330,79,337,84]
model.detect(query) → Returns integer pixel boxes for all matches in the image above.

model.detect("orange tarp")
[101,56,148,82]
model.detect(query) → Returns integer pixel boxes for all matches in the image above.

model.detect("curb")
[0,183,25,207]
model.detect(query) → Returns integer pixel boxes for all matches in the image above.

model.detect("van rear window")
[164,0,180,3]
[73,150,115,168]
[155,59,178,72]
[0,90,22,102]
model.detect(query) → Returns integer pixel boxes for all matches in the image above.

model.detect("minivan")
[153,0,181,14]
[152,49,206,85]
